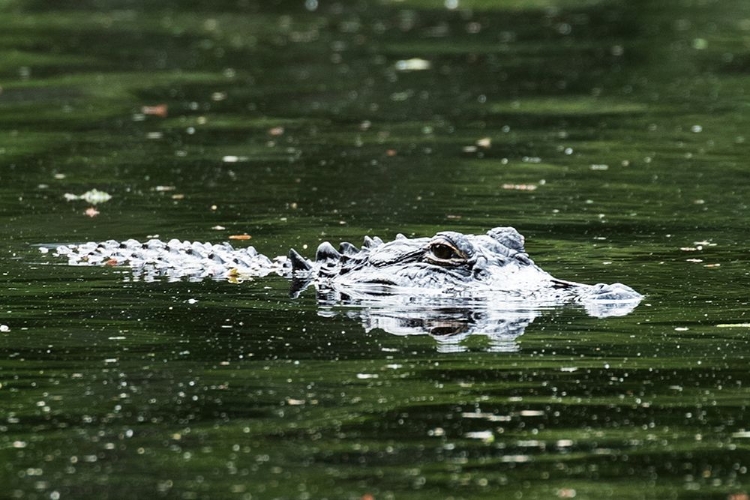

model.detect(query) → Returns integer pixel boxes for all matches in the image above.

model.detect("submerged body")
[51,226,642,316]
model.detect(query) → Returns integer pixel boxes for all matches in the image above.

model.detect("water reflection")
[324,302,537,353]
[315,291,640,353]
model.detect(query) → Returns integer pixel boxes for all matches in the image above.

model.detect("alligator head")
[288,226,642,316]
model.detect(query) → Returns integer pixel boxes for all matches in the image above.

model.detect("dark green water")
[2,0,750,498]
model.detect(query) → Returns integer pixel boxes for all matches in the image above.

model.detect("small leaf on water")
[141,104,168,118]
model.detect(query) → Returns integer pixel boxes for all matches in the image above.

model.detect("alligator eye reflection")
[428,242,465,262]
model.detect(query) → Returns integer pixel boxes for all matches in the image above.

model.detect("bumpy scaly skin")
[288,227,642,311]
[54,239,281,281]
[49,227,642,313]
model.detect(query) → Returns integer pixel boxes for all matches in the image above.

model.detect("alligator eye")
[428,242,466,263]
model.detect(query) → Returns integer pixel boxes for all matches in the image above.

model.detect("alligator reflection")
[313,290,641,354]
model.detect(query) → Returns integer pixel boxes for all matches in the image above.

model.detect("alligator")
[48,226,642,318]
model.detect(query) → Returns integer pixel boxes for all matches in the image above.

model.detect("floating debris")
[476,137,492,148]
[464,430,495,443]
[268,126,285,136]
[153,185,176,192]
[64,189,112,204]
[461,412,511,422]
[395,58,431,71]
[141,104,168,118]
[463,137,492,152]
[228,234,252,240]
[502,183,538,191]
[84,207,100,217]
[522,156,542,163]
[0,324,9,333]
[520,410,545,417]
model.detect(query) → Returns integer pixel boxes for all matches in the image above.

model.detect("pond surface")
[2,0,750,498]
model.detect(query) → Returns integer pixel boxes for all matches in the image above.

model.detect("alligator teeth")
[339,242,359,255]
[315,242,341,263]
